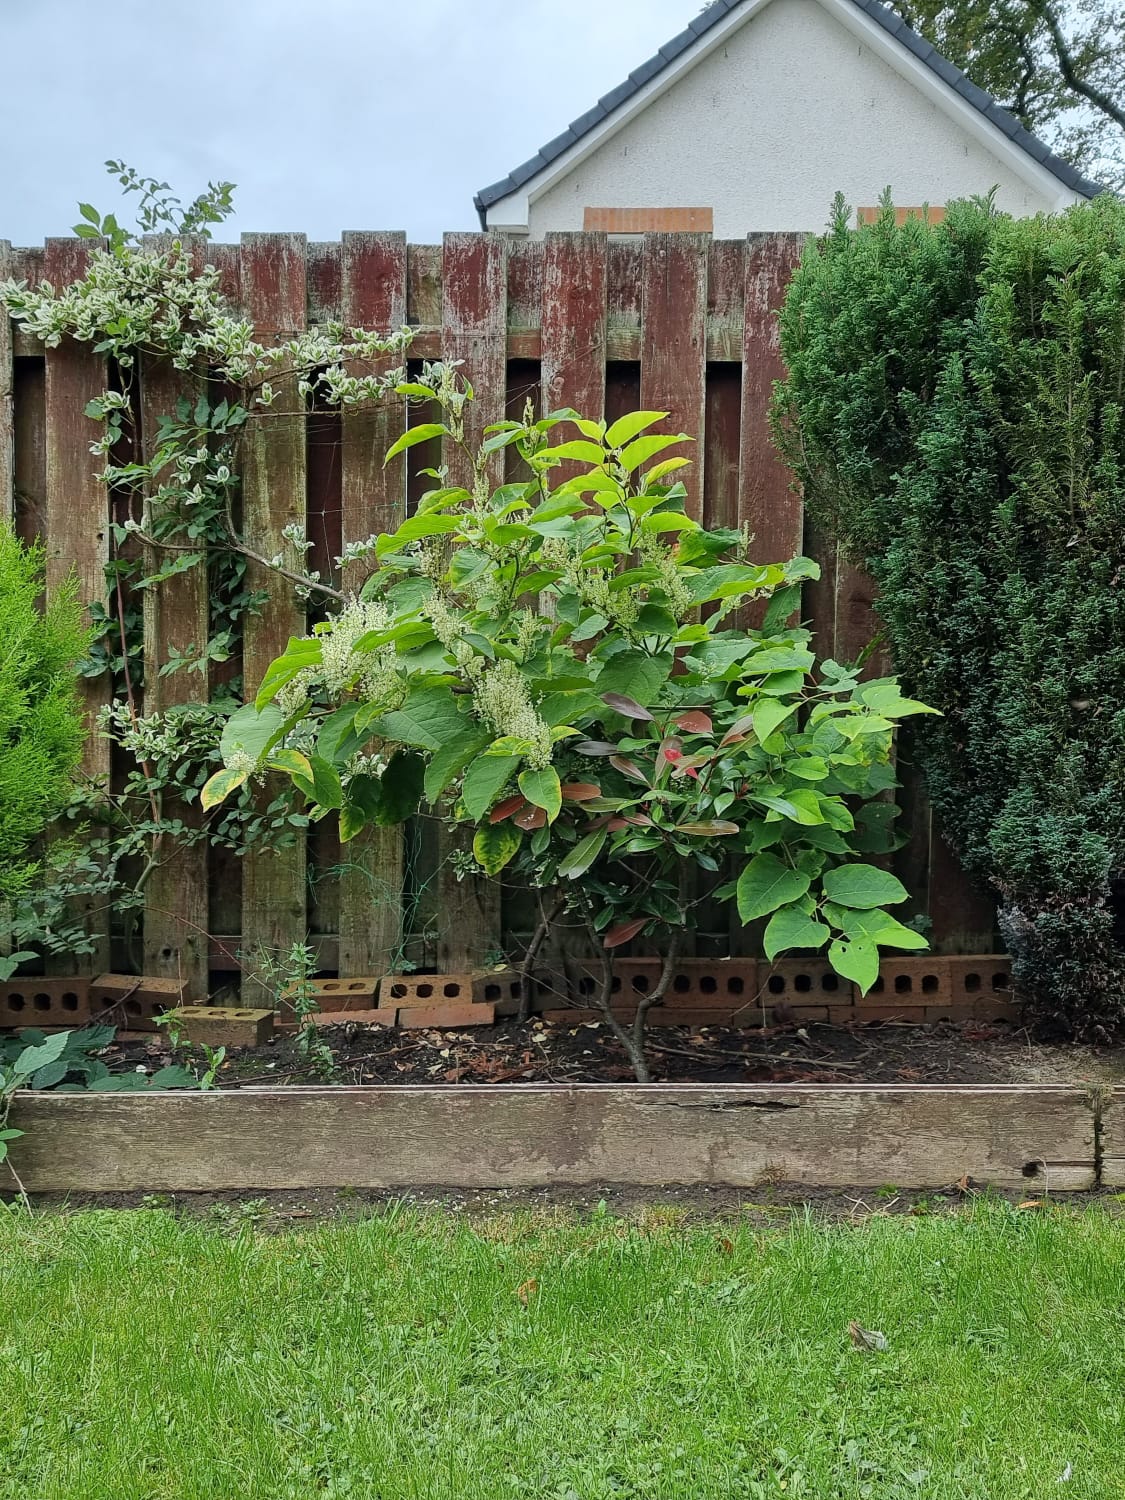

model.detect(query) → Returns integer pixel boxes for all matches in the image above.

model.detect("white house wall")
[519,0,1063,237]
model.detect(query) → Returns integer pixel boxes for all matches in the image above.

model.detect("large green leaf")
[518,765,562,823]
[374,751,425,825]
[220,703,286,766]
[824,904,928,950]
[829,936,880,994]
[763,906,831,960]
[13,1031,71,1079]
[618,433,690,473]
[605,410,668,448]
[254,637,322,708]
[317,704,371,767]
[856,679,938,718]
[376,688,465,752]
[752,698,798,745]
[383,422,448,463]
[595,650,671,706]
[472,821,522,877]
[821,863,909,909]
[557,827,608,880]
[424,728,490,803]
[201,766,249,811]
[735,853,812,923]
[303,755,343,811]
[462,754,521,822]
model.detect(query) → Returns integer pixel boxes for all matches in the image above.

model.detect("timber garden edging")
[6,1083,1111,1194]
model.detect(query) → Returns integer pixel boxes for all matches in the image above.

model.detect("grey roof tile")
[628,55,665,88]
[568,104,607,137]
[475,0,1105,221]
[597,79,635,113]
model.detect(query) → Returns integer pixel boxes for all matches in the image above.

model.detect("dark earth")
[106,1013,1125,1089]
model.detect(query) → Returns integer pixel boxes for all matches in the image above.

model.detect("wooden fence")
[0,230,996,998]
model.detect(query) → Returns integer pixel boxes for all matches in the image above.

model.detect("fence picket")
[239,234,309,993]
[437,233,508,970]
[640,233,708,520]
[43,239,112,972]
[139,352,210,997]
[542,232,607,422]
[338,231,409,975]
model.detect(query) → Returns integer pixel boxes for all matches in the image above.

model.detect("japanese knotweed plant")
[203,380,935,1075]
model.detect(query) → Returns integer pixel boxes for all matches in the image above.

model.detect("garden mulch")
[103,1013,1125,1089]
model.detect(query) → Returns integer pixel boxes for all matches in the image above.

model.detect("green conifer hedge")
[774,194,1125,1036]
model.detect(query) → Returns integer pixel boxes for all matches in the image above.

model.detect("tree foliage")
[774,192,1125,1036]
[889,0,1125,191]
[204,384,933,1076]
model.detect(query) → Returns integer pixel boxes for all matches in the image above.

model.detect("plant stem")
[518,894,563,1023]
[581,916,651,1083]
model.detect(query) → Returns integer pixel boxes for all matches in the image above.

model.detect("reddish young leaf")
[604,917,648,948]
[601,692,654,721]
[489,794,528,824]
[720,712,755,747]
[574,740,618,756]
[677,710,713,734]
[560,782,601,802]
[514,804,547,830]
[609,754,650,784]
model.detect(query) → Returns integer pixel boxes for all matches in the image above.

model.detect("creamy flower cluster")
[276,598,404,716]
[473,659,553,770]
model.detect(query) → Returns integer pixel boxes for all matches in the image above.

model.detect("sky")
[1,0,700,247]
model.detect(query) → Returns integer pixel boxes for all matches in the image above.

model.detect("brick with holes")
[277,976,382,1028]
[175,1006,275,1047]
[90,974,189,1031]
[864,958,952,1008]
[0,977,91,1030]
[568,958,759,1011]
[472,967,525,1015]
[759,959,856,1007]
[379,973,475,1008]
[946,956,1014,1007]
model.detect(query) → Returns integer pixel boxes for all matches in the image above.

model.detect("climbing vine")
[0,165,412,953]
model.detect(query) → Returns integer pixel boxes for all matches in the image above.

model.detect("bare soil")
[106,1013,1125,1089]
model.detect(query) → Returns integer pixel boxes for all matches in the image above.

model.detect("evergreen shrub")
[774,193,1125,1035]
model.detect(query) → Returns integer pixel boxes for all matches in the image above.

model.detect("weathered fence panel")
[1,229,996,989]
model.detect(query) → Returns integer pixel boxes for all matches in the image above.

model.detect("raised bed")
[6,1083,1106,1194]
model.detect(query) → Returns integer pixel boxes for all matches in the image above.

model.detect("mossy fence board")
[0,230,997,993]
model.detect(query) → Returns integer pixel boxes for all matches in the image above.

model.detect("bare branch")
[1039,0,1125,131]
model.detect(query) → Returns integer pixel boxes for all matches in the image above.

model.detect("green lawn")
[1,1200,1123,1499]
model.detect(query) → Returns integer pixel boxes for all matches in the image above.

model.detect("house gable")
[477,0,1099,236]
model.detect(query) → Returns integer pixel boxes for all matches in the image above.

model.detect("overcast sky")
[1,0,700,247]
